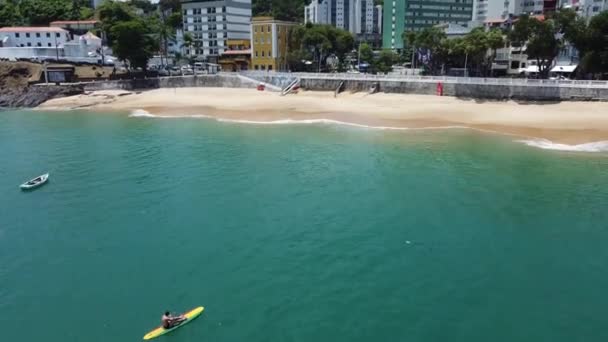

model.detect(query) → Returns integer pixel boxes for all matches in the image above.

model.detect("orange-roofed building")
[218,39,251,71]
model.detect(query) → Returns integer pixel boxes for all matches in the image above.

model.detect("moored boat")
[20,173,49,190]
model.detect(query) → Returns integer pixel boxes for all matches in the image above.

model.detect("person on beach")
[162,311,186,329]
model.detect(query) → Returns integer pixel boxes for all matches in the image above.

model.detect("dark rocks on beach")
[0,84,84,108]
[0,61,84,108]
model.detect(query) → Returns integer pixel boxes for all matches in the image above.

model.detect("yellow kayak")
[143,307,204,340]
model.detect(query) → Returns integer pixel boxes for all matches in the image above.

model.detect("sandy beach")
[38,87,608,144]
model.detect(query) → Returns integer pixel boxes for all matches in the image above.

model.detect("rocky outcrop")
[0,62,84,108]
[0,84,84,108]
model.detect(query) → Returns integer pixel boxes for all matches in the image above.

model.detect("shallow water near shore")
[2,110,608,342]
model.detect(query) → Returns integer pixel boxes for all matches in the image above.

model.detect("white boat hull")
[20,173,49,190]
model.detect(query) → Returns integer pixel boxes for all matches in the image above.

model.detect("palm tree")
[182,32,196,56]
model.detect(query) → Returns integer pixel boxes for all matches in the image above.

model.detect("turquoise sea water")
[1,110,608,342]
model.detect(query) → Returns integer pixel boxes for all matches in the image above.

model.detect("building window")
[27,42,31,46]
[261,26,264,33]
[48,43,51,47]
[269,65,273,71]
[37,42,41,47]
[268,50,271,56]
[36,32,40,38]
[268,25,271,32]
[255,65,259,70]
[46,32,50,38]
[15,33,20,38]
[262,51,265,57]
[26,33,30,38]
[255,51,258,57]
[56,33,60,37]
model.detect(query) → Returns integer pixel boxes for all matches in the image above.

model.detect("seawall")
[248,73,608,102]
[82,74,259,92]
[78,73,608,102]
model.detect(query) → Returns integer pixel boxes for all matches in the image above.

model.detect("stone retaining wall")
[80,74,608,102]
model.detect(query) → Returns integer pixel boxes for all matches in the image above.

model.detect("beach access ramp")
[237,74,281,92]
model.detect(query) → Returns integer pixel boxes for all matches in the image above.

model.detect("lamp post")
[54,34,59,60]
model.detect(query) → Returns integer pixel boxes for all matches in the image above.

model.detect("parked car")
[181,66,194,75]
[158,68,170,76]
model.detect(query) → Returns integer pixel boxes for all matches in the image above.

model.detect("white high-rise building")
[180,0,251,60]
[304,0,380,35]
[561,0,608,18]
[473,0,556,22]
[305,0,331,25]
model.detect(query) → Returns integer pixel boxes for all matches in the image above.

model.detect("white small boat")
[20,173,49,190]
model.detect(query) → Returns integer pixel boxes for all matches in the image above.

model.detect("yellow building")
[251,17,298,72]
[218,39,251,72]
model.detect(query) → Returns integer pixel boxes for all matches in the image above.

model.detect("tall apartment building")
[472,0,566,23]
[181,0,251,61]
[383,0,474,50]
[305,0,331,24]
[560,0,608,18]
[304,0,381,35]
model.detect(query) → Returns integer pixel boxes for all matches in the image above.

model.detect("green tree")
[485,28,505,74]
[509,15,535,47]
[527,20,560,78]
[159,0,181,12]
[79,6,95,20]
[19,0,73,25]
[1,0,96,26]
[181,32,201,60]
[253,0,272,16]
[148,12,176,66]
[510,15,560,78]
[335,29,354,69]
[0,0,23,27]
[97,0,136,45]
[375,49,398,74]
[302,25,332,71]
[288,24,354,72]
[555,9,608,78]
[252,0,306,22]
[110,19,157,71]
[130,0,157,13]
[359,42,374,64]
[404,26,448,75]
[582,12,608,77]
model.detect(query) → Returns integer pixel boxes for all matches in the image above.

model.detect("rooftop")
[222,49,252,56]
[252,16,299,25]
[0,26,68,33]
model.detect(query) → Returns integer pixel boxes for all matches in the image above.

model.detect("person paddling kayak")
[162,311,186,329]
